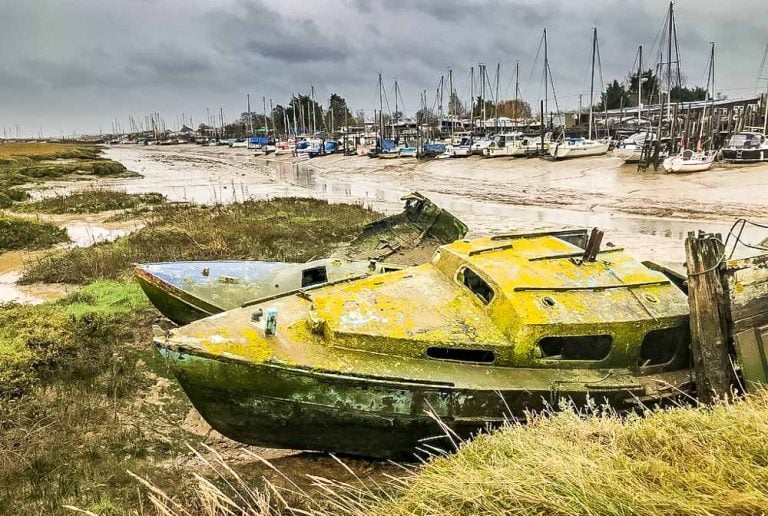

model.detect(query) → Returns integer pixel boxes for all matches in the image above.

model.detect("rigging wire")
[689,218,768,276]
[754,43,768,94]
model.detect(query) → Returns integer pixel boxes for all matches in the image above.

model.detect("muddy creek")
[10,144,768,302]
[97,145,768,264]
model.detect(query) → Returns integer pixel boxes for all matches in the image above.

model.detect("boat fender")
[265,308,278,336]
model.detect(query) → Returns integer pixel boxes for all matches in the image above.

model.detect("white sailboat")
[614,131,655,163]
[549,28,608,160]
[663,42,717,174]
[550,138,609,159]
[662,149,716,173]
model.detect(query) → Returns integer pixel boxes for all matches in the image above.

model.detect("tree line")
[596,68,718,111]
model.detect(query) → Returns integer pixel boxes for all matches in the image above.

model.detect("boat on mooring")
[549,137,609,159]
[721,131,768,163]
[614,131,656,164]
[136,193,468,325]
[662,149,717,173]
[155,228,692,458]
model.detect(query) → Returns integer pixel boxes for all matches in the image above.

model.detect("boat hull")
[662,157,715,173]
[550,142,609,159]
[721,148,768,163]
[614,147,642,163]
[136,270,218,325]
[159,344,689,459]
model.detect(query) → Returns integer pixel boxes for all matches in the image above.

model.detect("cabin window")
[301,266,328,288]
[639,327,688,367]
[538,335,612,361]
[459,267,494,304]
[427,347,495,363]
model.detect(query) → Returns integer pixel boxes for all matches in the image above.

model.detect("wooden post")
[685,232,733,404]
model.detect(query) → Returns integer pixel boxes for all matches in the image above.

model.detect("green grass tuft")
[59,280,150,317]
[14,190,165,214]
[0,280,150,397]
[0,216,69,251]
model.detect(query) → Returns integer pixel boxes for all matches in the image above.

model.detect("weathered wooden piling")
[685,232,733,403]
[723,252,768,392]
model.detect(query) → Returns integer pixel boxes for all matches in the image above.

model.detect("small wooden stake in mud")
[685,232,733,404]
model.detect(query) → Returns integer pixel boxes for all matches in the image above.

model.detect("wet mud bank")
[103,145,768,263]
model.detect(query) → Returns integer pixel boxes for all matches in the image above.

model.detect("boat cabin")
[310,230,690,373]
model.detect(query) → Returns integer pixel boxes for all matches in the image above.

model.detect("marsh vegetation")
[0,197,382,514]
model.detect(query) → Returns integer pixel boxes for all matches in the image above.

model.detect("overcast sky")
[0,0,766,136]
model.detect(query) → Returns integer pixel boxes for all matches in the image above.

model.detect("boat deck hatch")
[302,266,328,288]
[426,347,496,363]
[538,335,612,361]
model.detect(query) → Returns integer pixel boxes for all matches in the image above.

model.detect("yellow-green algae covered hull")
[158,343,690,458]
[157,231,693,458]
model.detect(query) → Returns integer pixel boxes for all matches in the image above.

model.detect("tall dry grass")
[136,392,768,516]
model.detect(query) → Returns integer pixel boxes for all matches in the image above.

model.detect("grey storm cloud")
[0,0,765,136]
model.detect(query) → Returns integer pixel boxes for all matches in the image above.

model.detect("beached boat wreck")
[136,193,468,325]
[155,229,693,458]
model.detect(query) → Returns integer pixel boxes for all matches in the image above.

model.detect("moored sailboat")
[548,28,608,160]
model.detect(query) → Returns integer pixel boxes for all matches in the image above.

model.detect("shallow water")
[0,216,138,304]
[0,250,71,304]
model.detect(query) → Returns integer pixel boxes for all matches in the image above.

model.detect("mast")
[449,69,454,140]
[247,94,252,136]
[393,80,399,139]
[701,42,714,151]
[514,60,520,131]
[495,62,500,133]
[439,75,444,120]
[480,63,486,131]
[544,29,549,129]
[638,45,643,127]
[589,27,597,140]
[263,96,268,141]
[269,99,275,139]
[378,73,384,144]
[666,1,673,121]
[764,80,768,135]
[470,66,475,139]
[310,85,317,135]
